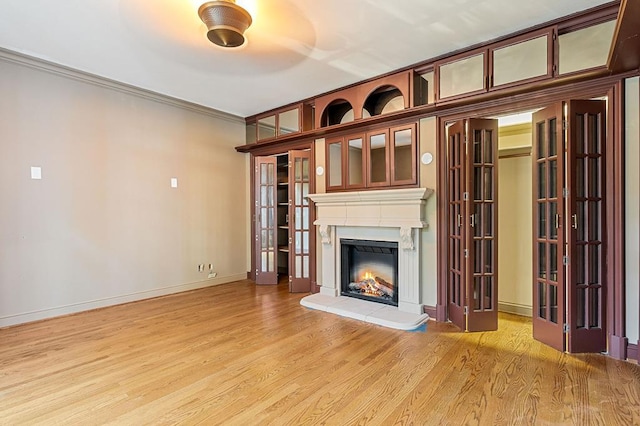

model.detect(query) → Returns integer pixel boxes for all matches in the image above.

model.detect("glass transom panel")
[493,35,548,86]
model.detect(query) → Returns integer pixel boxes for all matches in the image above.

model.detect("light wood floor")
[1,281,639,425]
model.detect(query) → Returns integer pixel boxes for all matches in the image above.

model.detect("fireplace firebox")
[340,239,399,306]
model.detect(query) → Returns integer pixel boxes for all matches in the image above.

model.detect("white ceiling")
[0,0,612,118]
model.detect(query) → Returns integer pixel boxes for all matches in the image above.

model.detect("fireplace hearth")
[341,239,398,307]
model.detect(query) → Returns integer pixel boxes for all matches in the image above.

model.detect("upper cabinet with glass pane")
[437,51,486,100]
[491,30,552,88]
[559,20,616,75]
[325,122,417,192]
[249,103,313,143]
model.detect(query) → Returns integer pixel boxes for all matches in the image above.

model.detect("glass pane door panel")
[328,141,343,187]
[567,101,606,352]
[257,115,276,140]
[347,137,364,186]
[369,132,388,184]
[439,53,485,99]
[559,20,616,75]
[290,152,311,289]
[278,108,299,135]
[466,119,498,332]
[393,128,413,182]
[532,105,565,351]
[447,122,466,331]
[255,157,278,285]
[492,35,548,86]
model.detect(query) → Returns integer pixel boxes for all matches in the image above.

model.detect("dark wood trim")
[607,81,627,360]
[424,305,437,319]
[249,154,256,281]
[436,115,448,322]
[236,70,638,154]
[607,0,640,74]
[557,3,618,33]
[628,343,639,361]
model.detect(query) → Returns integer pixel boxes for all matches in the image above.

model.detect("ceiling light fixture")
[198,0,252,48]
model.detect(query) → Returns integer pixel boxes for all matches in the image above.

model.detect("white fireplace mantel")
[309,188,433,250]
[303,188,434,327]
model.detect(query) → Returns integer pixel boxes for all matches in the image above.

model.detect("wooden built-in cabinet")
[248,103,313,144]
[326,122,417,192]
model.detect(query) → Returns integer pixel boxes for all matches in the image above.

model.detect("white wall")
[0,52,248,327]
[625,76,640,346]
[419,117,438,308]
[498,126,533,316]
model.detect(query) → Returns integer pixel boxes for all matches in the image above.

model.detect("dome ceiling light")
[197,0,252,48]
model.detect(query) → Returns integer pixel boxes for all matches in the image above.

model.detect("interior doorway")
[443,98,608,354]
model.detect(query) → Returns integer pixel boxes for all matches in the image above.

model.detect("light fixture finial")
[198,0,252,48]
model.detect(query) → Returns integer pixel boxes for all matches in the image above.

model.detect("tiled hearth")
[302,188,434,330]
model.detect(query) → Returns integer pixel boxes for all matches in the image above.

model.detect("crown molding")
[0,47,244,124]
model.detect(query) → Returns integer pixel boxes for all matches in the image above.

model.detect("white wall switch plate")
[170,177,178,188]
[30,166,42,180]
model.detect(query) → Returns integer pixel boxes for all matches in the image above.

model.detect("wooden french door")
[532,105,565,350]
[289,150,312,293]
[255,156,278,285]
[532,100,607,353]
[447,118,499,332]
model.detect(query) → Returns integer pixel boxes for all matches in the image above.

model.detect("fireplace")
[341,239,398,306]
[304,188,434,328]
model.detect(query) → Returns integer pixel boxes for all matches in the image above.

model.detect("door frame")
[249,139,317,293]
[435,75,626,357]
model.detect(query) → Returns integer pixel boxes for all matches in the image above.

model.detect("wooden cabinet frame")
[324,122,418,192]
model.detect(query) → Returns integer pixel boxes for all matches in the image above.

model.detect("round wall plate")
[421,152,433,165]
[316,166,324,176]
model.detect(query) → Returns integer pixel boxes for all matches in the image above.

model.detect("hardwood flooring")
[1,280,639,425]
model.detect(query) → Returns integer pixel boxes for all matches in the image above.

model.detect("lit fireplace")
[341,239,398,306]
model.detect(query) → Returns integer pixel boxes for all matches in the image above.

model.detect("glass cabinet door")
[367,130,390,187]
[326,137,344,190]
[278,108,300,136]
[390,124,417,185]
[346,135,365,188]
[257,115,276,141]
[438,52,486,100]
[254,156,278,284]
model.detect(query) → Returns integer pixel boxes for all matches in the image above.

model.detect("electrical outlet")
[198,264,204,272]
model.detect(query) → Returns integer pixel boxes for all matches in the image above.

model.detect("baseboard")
[498,302,532,317]
[609,334,628,360]
[0,273,247,329]
[424,305,437,319]
[436,304,447,322]
[628,343,638,362]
